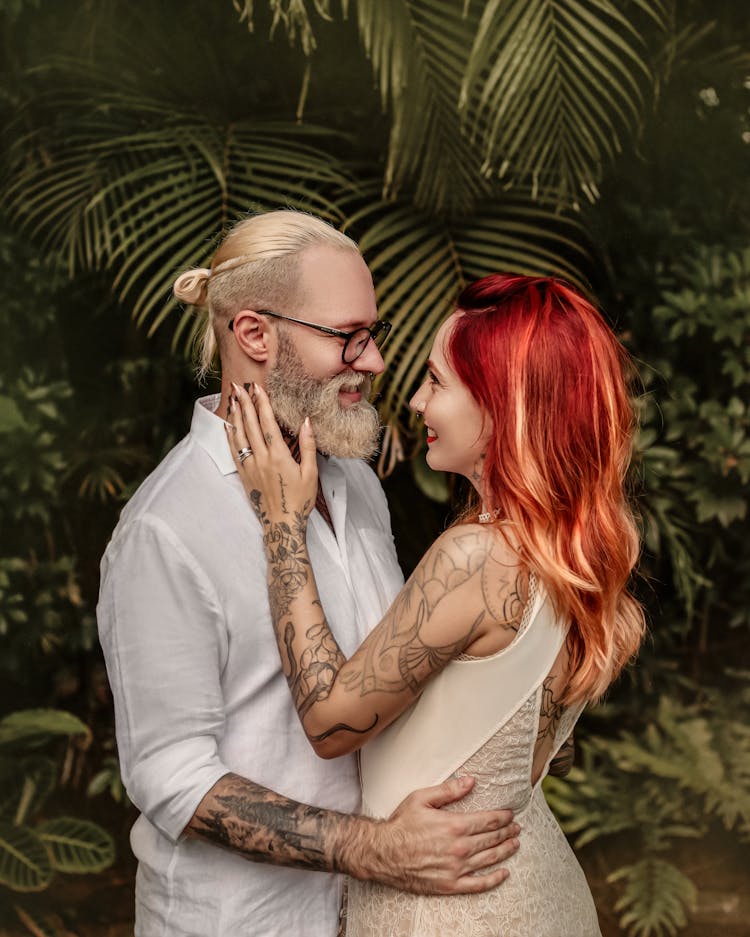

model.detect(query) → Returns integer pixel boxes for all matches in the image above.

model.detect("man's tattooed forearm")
[190,774,348,872]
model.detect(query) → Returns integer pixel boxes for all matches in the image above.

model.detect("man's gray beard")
[266,330,381,460]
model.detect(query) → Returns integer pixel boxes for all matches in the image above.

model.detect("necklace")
[478,508,501,524]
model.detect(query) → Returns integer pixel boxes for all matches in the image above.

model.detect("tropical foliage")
[0,0,748,934]
[0,709,115,936]
[3,0,668,444]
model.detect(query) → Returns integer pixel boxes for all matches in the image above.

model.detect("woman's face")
[409,313,492,484]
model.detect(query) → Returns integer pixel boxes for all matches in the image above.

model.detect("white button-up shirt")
[97,396,404,937]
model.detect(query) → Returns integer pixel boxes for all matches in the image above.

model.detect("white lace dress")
[346,580,601,937]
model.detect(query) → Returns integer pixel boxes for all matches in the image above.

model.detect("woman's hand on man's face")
[226,382,318,524]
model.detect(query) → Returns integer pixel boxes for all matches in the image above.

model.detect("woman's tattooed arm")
[252,487,524,757]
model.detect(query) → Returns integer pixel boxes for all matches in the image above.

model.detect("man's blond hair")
[173,211,359,380]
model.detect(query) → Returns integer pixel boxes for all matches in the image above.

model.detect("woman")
[227,274,645,936]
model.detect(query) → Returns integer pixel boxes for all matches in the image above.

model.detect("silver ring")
[237,447,253,463]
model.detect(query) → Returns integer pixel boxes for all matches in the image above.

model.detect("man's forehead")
[297,247,376,309]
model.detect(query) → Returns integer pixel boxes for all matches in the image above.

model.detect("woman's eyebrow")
[427,358,445,378]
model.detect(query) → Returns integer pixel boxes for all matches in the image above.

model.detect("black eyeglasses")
[228,310,392,364]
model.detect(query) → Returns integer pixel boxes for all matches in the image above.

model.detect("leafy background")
[0,0,748,934]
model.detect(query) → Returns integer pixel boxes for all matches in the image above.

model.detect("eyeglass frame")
[228,310,392,364]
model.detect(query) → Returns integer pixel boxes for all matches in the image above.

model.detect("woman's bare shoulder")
[431,522,522,571]
[429,524,529,647]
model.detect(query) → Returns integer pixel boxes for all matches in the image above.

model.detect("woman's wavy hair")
[448,273,645,703]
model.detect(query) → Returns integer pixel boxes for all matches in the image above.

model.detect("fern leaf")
[609,859,697,937]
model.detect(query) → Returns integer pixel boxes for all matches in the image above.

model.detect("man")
[97,210,521,937]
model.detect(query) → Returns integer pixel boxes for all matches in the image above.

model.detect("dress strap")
[360,583,568,818]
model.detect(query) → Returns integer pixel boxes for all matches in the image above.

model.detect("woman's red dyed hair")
[448,274,644,702]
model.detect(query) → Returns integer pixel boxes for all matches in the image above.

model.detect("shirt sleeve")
[97,514,231,843]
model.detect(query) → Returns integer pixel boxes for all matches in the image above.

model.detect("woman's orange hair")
[448,274,645,703]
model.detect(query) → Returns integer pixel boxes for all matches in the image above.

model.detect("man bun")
[173,267,211,306]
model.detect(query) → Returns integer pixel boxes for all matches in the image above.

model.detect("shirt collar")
[190,393,333,477]
[191,394,236,476]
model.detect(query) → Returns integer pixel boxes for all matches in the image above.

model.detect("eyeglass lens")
[343,328,376,364]
[344,323,388,364]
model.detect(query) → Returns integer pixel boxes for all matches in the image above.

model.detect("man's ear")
[229,310,272,362]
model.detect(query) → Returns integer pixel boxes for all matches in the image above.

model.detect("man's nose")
[352,337,385,375]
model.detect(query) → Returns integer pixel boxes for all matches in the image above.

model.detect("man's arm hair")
[186,772,521,895]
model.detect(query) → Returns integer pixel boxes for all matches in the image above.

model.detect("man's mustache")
[327,371,373,398]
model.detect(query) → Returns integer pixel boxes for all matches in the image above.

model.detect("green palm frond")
[653,19,750,90]
[246,0,490,212]
[247,1,662,212]
[351,0,487,215]
[233,0,335,55]
[5,66,356,342]
[460,0,655,205]
[627,0,672,32]
[346,183,590,431]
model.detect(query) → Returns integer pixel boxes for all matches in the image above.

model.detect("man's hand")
[189,773,518,896]
[340,775,519,895]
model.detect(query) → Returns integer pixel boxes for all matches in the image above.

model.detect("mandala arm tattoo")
[338,531,522,702]
[188,772,367,872]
